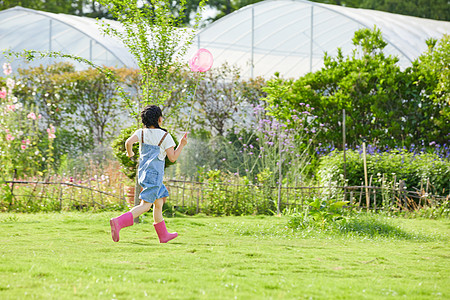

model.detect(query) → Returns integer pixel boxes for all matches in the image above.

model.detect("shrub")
[317,149,450,196]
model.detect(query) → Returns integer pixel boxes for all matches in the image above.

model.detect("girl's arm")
[125,134,139,157]
[166,134,188,163]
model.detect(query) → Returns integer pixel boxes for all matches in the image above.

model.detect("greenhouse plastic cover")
[0,6,136,70]
[194,0,450,78]
[1,0,449,78]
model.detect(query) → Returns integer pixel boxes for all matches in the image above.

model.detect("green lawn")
[0,212,448,299]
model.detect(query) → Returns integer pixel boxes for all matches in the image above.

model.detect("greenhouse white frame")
[1,0,449,78]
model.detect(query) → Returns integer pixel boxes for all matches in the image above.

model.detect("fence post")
[392,175,397,208]
[373,188,377,211]
[182,177,186,208]
[196,184,200,214]
[88,178,95,210]
[9,169,17,208]
[58,180,63,211]
[133,166,140,224]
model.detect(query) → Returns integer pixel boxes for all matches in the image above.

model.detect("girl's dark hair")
[141,105,167,131]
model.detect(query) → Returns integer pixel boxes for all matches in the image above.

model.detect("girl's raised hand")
[180,133,188,147]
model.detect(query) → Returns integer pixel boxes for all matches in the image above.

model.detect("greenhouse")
[1,0,449,78]
[195,0,450,78]
[0,6,136,70]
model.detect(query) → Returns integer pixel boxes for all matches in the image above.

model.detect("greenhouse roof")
[194,0,450,78]
[1,1,449,78]
[0,6,136,70]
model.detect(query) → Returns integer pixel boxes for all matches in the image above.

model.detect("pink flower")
[6,134,15,141]
[21,145,26,150]
[0,88,6,99]
[38,114,42,119]
[47,125,55,134]
[27,112,37,120]
[3,63,12,75]
[47,125,56,139]
[26,139,31,145]
[6,104,16,111]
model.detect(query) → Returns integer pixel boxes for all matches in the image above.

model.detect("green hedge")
[317,149,450,196]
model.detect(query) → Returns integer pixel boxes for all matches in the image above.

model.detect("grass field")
[0,212,448,299]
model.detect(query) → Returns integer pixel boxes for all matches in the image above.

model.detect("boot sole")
[110,219,119,242]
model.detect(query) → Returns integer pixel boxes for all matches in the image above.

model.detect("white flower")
[6,78,15,90]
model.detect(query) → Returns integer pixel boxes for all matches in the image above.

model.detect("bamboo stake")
[362,142,369,211]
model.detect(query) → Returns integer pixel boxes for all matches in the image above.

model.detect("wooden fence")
[1,177,447,213]
[164,179,448,214]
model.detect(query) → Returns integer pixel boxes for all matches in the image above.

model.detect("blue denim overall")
[138,130,169,203]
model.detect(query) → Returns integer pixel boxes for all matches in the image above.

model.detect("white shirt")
[133,128,176,160]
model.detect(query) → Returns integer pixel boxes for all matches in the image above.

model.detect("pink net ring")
[189,48,213,72]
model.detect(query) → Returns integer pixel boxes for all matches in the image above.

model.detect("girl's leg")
[153,197,177,243]
[152,197,166,223]
[130,200,153,219]
[110,200,152,242]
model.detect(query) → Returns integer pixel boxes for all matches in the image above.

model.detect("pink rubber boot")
[110,212,133,242]
[153,220,178,243]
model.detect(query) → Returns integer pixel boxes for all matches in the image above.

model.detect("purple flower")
[249,144,254,149]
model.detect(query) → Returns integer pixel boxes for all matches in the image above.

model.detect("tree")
[0,0,112,18]
[97,0,207,120]
[56,68,127,146]
[13,63,131,155]
[408,35,450,145]
[263,27,447,149]
[203,0,449,23]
